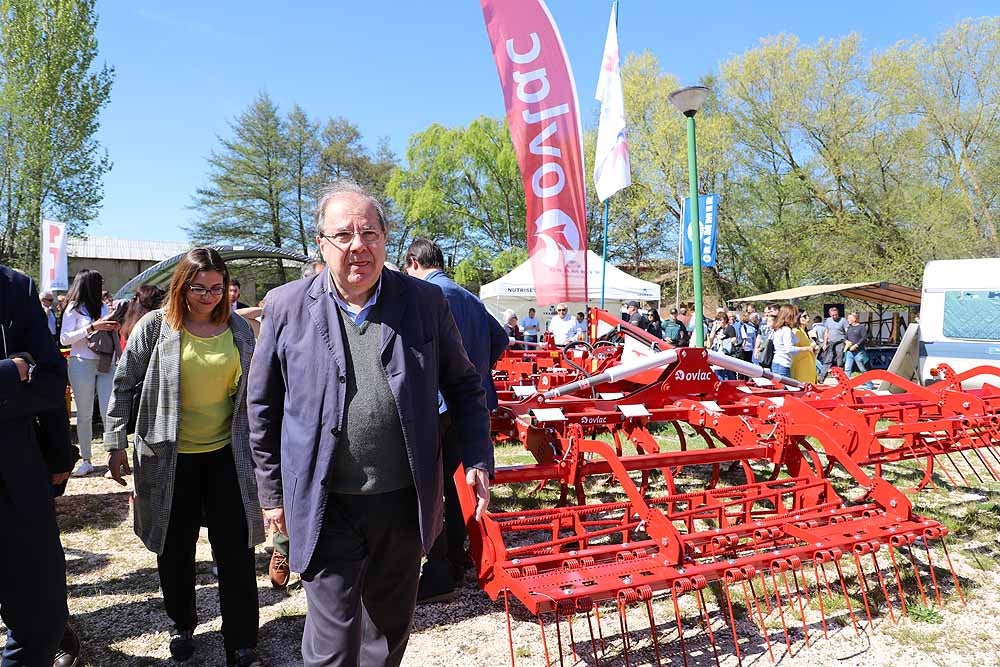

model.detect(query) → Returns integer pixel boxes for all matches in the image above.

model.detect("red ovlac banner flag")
[480,0,588,306]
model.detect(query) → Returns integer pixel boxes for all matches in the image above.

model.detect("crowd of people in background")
[495,297,872,388]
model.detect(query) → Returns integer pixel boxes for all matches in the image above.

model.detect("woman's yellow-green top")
[178,327,242,454]
[790,326,818,384]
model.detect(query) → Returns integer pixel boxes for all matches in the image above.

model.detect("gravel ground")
[3,464,1000,666]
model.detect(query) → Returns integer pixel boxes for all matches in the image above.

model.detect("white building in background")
[67,236,191,294]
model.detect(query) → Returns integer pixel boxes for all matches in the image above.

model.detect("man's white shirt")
[548,315,576,345]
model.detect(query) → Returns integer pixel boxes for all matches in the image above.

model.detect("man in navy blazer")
[403,239,507,603]
[247,181,493,667]
[0,265,74,666]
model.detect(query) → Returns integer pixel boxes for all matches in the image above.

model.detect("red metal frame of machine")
[456,310,1000,666]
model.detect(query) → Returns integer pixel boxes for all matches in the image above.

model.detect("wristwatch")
[9,352,36,383]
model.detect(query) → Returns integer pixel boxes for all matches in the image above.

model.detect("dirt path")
[3,471,1000,666]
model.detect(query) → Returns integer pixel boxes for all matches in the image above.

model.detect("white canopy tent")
[479,249,660,319]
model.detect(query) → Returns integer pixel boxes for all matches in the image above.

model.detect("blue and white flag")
[681,194,720,268]
[593,1,631,202]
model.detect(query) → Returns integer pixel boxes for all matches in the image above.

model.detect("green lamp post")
[668,85,710,347]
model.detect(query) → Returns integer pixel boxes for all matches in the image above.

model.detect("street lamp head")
[669,86,711,117]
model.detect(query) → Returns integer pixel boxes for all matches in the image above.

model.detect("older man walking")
[247,181,493,667]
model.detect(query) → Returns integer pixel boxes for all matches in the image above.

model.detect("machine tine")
[748,571,774,663]
[747,580,776,663]
[922,538,944,606]
[594,603,606,652]
[754,572,774,614]
[944,452,969,486]
[906,544,930,606]
[669,590,684,667]
[808,565,829,640]
[817,561,835,598]
[969,444,999,481]
[722,582,744,667]
[538,614,552,667]
[957,448,985,484]
[888,546,909,616]
[941,537,967,605]
[852,552,876,631]
[503,590,516,667]
[768,572,793,657]
[788,570,811,646]
[696,588,723,667]
[566,608,577,663]
[870,551,897,624]
[554,609,566,667]
[584,610,601,667]
[617,596,632,667]
[934,454,960,487]
[834,559,862,637]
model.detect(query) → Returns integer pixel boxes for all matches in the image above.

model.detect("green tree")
[188,93,294,281]
[387,116,524,273]
[284,104,320,256]
[0,0,113,272]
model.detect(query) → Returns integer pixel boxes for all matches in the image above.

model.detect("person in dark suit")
[247,181,493,667]
[403,238,507,603]
[0,265,75,666]
[229,278,250,311]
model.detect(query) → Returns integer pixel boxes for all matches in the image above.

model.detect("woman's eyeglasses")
[189,285,225,297]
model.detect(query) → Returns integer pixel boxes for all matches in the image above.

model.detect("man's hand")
[11,357,28,382]
[106,449,130,486]
[466,467,491,521]
[264,506,287,536]
[51,471,70,486]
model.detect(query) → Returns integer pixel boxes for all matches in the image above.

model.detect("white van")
[918,258,1000,387]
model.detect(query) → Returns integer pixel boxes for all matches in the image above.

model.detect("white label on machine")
[598,392,625,400]
[618,403,651,418]
[699,400,723,413]
[512,385,538,398]
[531,408,568,423]
[766,396,786,407]
[750,377,773,387]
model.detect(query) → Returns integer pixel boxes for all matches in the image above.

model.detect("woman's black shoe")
[168,629,195,662]
[227,648,263,667]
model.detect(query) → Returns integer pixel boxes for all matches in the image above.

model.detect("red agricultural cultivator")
[455,309,1000,666]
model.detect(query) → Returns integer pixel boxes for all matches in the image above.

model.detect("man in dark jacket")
[247,182,493,667]
[404,238,507,603]
[0,265,75,666]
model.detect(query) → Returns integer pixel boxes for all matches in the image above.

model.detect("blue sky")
[91,0,996,241]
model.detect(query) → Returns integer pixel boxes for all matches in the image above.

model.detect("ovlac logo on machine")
[674,369,715,382]
[535,208,583,268]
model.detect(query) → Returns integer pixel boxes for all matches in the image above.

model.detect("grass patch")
[907,603,944,624]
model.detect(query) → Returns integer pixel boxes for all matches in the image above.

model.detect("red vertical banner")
[480,0,589,306]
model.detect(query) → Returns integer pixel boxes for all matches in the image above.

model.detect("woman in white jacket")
[770,304,810,377]
[60,269,120,475]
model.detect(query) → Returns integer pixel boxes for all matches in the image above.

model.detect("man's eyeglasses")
[557,308,567,313]
[319,228,383,248]
[189,285,225,297]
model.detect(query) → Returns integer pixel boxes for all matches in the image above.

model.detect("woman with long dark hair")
[645,308,663,339]
[104,248,264,666]
[60,269,119,476]
[120,284,167,342]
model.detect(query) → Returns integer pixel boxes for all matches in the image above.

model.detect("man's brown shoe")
[269,551,290,589]
[53,624,81,667]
